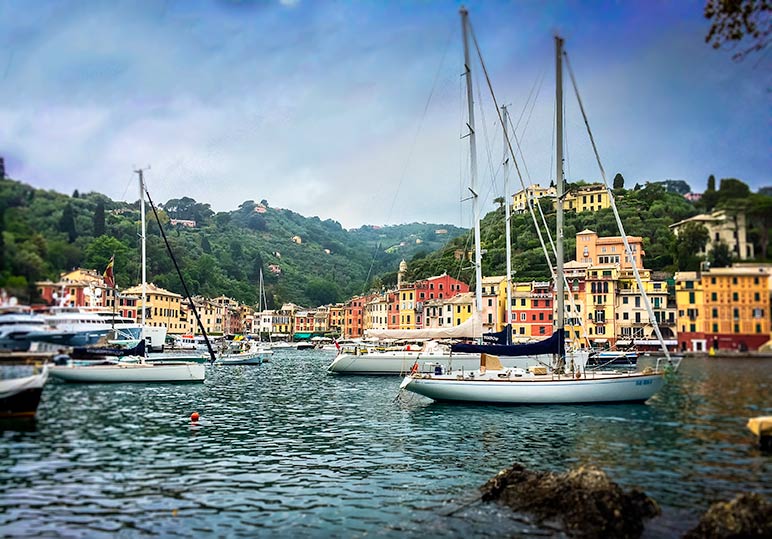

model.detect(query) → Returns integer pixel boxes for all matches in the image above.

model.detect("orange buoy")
[190,412,200,422]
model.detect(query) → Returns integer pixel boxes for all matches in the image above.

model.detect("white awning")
[615,339,632,346]
[593,338,608,343]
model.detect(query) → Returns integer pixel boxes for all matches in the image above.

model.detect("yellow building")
[399,286,417,330]
[122,283,187,334]
[481,275,506,332]
[562,184,610,213]
[512,184,556,213]
[364,295,388,331]
[583,265,620,347]
[701,266,770,351]
[448,292,474,326]
[675,271,707,352]
[328,304,344,336]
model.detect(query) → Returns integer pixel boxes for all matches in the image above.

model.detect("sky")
[0,0,769,229]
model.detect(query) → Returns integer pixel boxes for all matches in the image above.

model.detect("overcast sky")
[1,0,769,229]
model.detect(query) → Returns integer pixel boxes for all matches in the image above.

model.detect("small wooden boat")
[0,365,48,418]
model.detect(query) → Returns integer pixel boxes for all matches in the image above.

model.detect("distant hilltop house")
[254,204,267,214]
[169,218,196,228]
[562,184,609,213]
[324,248,331,255]
[512,184,556,213]
[683,192,702,202]
[435,229,448,234]
[415,239,423,244]
[291,235,302,244]
[268,264,282,275]
[670,210,754,260]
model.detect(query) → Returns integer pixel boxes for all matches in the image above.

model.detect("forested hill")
[0,178,464,307]
[403,177,772,285]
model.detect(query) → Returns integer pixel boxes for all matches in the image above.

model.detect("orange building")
[676,265,771,352]
[575,229,644,269]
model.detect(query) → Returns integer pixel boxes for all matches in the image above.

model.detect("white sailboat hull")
[327,351,552,375]
[215,352,264,365]
[49,362,205,383]
[401,371,664,404]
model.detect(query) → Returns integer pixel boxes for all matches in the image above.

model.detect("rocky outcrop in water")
[479,463,659,539]
[684,493,771,539]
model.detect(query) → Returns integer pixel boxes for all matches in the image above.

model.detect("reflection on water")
[0,354,769,537]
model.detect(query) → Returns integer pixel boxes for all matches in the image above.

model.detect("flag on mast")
[103,255,115,288]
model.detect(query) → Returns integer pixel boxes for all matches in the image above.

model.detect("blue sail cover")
[451,328,564,357]
[482,324,511,345]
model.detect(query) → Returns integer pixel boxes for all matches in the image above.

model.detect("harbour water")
[1,352,770,537]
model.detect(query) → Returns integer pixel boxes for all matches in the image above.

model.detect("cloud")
[0,1,769,229]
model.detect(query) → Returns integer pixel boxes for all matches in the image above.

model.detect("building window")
[520,313,526,321]
[732,292,739,301]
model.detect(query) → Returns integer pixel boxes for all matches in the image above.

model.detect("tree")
[305,278,340,306]
[612,173,625,190]
[494,196,505,210]
[718,177,751,199]
[58,203,77,243]
[675,222,709,271]
[705,0,770,60]
[747,193,772,259]
[709,241,733,267]
[701,174,719,211]
[72,189,79,198]
[93,200,106,236]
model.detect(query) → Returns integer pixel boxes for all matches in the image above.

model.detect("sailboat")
[400,12,669,404]
[49,170,205,383]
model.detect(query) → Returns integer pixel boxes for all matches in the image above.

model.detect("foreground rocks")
[684,493,771,539]
[479,463,659,538]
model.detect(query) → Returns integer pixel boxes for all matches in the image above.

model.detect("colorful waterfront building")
[386,291,400,329]
[190,296,224,335]
[481,275,506,333]
[117,283,185,334]
[343,296,366,338]
[328,304,344,336]
[615,269,677,350]
[37,268,116,309]
[674,266,772,353]
[509,281,554,341]
[447,292,474,326]
[364,295,388,331]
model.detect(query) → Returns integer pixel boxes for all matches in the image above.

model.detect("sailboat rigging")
[400,9,671,404]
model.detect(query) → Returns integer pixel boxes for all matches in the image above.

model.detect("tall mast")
[502,104,512,329]
[555,36,565,364]
[460,6,483,314]
[136,168,147,330]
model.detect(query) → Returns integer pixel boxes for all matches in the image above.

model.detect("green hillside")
[0,178,464,307]
[404,178,772,284]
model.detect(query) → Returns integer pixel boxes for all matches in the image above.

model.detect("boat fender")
[575,371,582,379]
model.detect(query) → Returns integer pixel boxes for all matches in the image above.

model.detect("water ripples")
[1,353,770,537]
